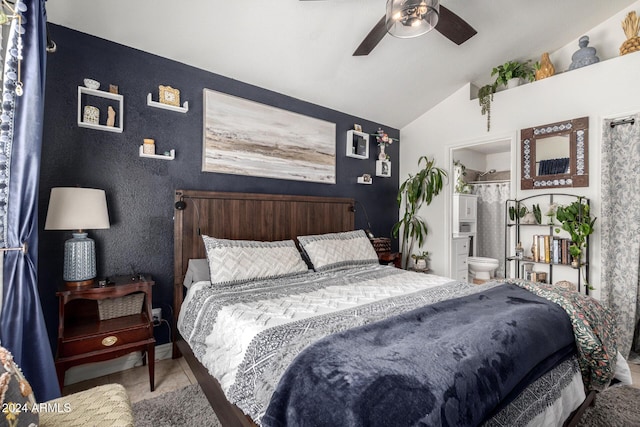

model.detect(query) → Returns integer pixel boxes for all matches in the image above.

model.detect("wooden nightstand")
[378,252,401,268]
[55,275,155,392]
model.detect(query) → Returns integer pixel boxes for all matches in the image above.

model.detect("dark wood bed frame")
[172,190,355,426]
[171,189,594,427]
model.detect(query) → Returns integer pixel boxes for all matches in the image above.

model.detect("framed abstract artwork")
[202,89,336,184]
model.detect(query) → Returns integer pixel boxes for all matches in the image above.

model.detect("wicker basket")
[98,293,145,320]
[620,37,640,55]
[369,237,391,253]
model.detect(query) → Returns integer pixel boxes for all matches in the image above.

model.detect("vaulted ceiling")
[46,0,636,128]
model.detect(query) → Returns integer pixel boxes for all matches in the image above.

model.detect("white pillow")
[297,229,379,272]
[184,258,210,289]
[202,235,308,286]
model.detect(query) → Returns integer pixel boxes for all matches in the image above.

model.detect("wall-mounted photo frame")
[346,130,369,159]
[159,85,180,107]
[376,160,391,177]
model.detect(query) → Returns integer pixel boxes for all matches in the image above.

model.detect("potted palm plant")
[392,156,447,269]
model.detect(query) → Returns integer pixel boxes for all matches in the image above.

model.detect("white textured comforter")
[178,265,587,425]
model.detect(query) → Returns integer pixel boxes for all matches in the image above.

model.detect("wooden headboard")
[173,190,355,331]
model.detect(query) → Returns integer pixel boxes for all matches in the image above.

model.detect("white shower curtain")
[601,114,640,362]
[472,182,510,278]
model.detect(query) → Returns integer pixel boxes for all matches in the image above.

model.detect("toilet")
[468,256,500,280]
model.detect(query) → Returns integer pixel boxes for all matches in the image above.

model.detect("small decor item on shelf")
[535,52,555,80]
[143,138,156,155]
[83,105,99,124]
[354,123,363,132]
[521,211,537,224]
[106,106,116,127]
[532,204,542,224]
[531,235,538,262]
[357,173,372,184]
[620,11,640,55]
[545,203,558,225]
[376,160,391,177]
[374,128,393,160]
[522,262,534,280]
[109,84,119,94]
[159,85,180,107]
[567,36,600,71]
[515,242,524,259]
[83,78,100,90]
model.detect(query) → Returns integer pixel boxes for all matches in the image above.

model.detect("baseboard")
[64,342,173,385]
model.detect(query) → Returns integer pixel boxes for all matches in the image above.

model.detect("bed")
[172,190,618,427]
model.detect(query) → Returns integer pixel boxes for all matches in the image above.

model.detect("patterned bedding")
[178,265,603,425]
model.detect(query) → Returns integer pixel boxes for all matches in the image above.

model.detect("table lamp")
[45,187,110,287]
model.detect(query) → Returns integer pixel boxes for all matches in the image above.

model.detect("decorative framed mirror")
[520,116,589,190]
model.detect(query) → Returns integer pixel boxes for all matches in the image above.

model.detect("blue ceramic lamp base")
[63,232,97,287]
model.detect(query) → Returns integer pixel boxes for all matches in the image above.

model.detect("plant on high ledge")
[392,156,447,269]
[491,60,535,87]
[478,83,497,132]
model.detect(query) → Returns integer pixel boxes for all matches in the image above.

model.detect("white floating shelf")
[77,86,124,133]
[357,176,373,184]
[139,145,175,160]
[146,93,188,113]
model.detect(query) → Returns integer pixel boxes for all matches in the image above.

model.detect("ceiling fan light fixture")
[386,0,439,39]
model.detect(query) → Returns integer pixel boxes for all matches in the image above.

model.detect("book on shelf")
[529,235,573,265]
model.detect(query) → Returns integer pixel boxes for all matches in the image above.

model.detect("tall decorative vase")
[378,144,387,160]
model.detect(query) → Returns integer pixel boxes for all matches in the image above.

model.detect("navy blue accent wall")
[39,24,400,348]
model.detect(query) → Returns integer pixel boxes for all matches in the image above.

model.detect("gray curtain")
[601,114,640,362]
[472,182,510,278]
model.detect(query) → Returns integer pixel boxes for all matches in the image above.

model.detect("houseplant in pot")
[411,251,431,271]
[392,156,447,269]
[555,197,596,287]
[491,60,535,89]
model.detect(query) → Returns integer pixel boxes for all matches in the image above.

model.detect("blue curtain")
[0,0,59,402]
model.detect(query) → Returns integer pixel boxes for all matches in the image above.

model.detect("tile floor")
[62,357,197,404]
[65,356,640,405]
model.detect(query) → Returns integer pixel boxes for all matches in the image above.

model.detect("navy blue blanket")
[262,284,575,427]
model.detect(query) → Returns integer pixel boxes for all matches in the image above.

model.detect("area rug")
[133,383,640,426]
[132,384,221,427]
[578,385,640,427]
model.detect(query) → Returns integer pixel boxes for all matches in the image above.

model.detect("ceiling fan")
[301,0,477,56]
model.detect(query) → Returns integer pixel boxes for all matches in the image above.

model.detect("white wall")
[453,148,485,171]
[400,51,640,300]
[486,152,511,172]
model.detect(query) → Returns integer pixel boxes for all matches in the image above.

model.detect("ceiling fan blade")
[353,15,386,56]
[436,5,477,45]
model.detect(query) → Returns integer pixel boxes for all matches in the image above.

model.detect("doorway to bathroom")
[449,136,515,281]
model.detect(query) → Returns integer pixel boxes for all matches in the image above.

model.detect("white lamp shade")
[45,187,110,231]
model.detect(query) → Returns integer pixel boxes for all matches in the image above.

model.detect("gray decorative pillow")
[297,230,379,272]
[202,235,308,286]
[183,259,210,289]
[0,345,39,426]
